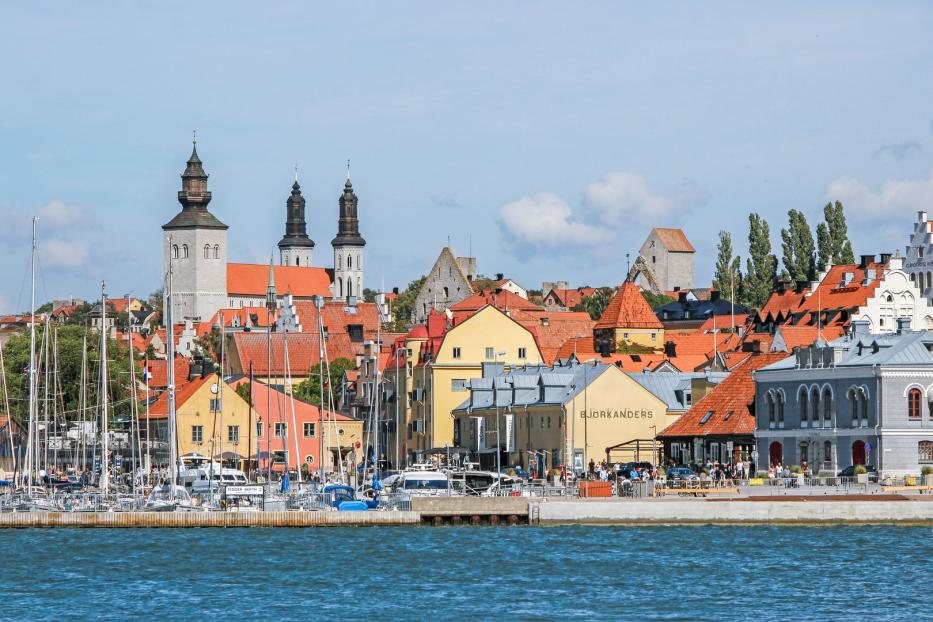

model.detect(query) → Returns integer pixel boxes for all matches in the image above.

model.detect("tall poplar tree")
[743,213,778,309]
[712,230,742,299]
[780,209,816,282]
[816,200,855,270]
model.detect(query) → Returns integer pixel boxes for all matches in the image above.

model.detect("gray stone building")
[331,175,366,299]
[412,247,477,324]
[754,319,933,476]
[638,228,695,293]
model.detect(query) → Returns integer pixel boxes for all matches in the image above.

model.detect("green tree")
[293,357,356,407]
[641,291,674,309]
[1,324,138,427]
[62,303,93,327]
[780,209,816,282]
[816,200,855,270]
[362,288,377,303]
[573,287,613,320]
[388,276,426,332]
[148,287,164,322]
[712,231,742,298]
[235,381,252,407]
[743,213,779,309]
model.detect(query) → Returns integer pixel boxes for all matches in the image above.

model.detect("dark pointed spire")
[163,138,227,231]
[278,176,315,250]
[332,170,366,248]
[266,258,277,312]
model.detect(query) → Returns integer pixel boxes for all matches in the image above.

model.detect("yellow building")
[593,282,664,353]
[143,375,259,469]
[452,360,668,474]
[399,306,544,465]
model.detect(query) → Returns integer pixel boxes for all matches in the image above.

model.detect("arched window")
[295,257,300,266]
[769,441,782,467]
[810,387,820,428]
[822,387,832,426]
[443,286,449,300]
[213,245,219,259]
[182,244,188,258]
[777,392,785,428]
[824,440,832,464]
[909,387,923,420]
[849,388,858,427]
[357,254,361,269]
[927,272,931,289]
[357,277,361,295]
[337,254,342,270]
[859,389,868,427]
[347,280,353,297]
[767,393,775,428]
[337,278,343,298]
[799,389,809,428]
[204,244,211,259]
[172,244,179,259]
[348,255,352,269]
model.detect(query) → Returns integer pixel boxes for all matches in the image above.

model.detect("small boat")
[145,484,195,512]
[381,469,452,497]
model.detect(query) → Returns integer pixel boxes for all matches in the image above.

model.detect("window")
[303,422,316,438]
[182,244,188,258]
[305,455,314,465]
[214,244,220,259]
[824,440,832,463]
[547,417,551,428]
[652,255,656,263]
[485,347,494,359]
[204,244,211,259]
[767,393,775,428]
[348,324,364,342]
[685,392,692,406]
[920,441,933,463]
[443,287,449,299]
[256,422,264,438]
[357,254,361,269]
[274,422,287,438]
[273,450,287,465]
[228,425,240,443]
[810,387,820,428]
[921,247,926,259]
[777,393,784,428]
[172,244,179,259]
[800,389,809,428]
[518,347,527,359]
[452,347,461,359]
[699,410,713,425]
[191,425,203,443]
[651,333,656,341]
[451,379,467,392]
[210,398,221,413]
[909,387,923,420]
[822,388,832,425]
[623,333,630,339]
[348,255,352,269]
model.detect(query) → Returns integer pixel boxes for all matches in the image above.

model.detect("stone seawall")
[0,511,420,528]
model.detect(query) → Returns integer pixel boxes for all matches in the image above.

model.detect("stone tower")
[162,141,228,322]
[278,177,315,267]
[331,175,366,299]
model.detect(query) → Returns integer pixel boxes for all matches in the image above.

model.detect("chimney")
[776,280,787,294]
[897,316,912,334]
[851,319,871,338]
[678,291,688,303]
[496,273,504,281]
[795,280,808,293]
[859,254,875,269]
[599,342,610,358]
[673,286,681,292]
[920,210,928,223]
[880,253,892,265]
[664,341,677,357]
[709,290,721,302]
[742,340,762,354]
[392,287,399,295]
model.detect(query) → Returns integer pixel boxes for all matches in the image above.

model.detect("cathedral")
[162,141,366,322]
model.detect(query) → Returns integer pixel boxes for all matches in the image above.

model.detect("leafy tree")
[62,303,93,328]
[780,209,816,283]
[0,324,138,427]
[743,213,779,309]
[362,288,377,303]
[816,200,855,270]
[36,302,53,314]
[293,357,356,407]
[148,287,164,321]
[712,231,742,298]
[388,276,426,332]
[641,291,674,309]
[573,287,613,320]
[235,381,252,407]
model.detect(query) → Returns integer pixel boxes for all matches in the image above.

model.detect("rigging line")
[33,253,51,313]
[13,251,30,315]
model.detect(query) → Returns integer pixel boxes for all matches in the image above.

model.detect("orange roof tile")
[772,325,845,351]
[653,228,695,253]
[594,283,664,330]
[141,374,212,419]
[658,352,788,438]
[797,263,886,316]
[697,314,748,333]
[449,288,542,315]
[285,300,381,337]
[227,263,332,297]
[545,287,597,309]
[511,310,595,366]
[229,332,356,377]
[144,356,191,390]
[665,331,740,358]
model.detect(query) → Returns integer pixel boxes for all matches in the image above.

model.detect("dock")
[0,510,420,528]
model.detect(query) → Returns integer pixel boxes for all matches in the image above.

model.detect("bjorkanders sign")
[579,408,654,419]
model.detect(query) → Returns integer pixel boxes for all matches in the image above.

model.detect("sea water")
[0,525,926,621]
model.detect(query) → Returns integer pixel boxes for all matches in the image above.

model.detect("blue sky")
[1,2,932,312]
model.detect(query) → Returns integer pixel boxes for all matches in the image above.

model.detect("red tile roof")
[545,287,597,309]
[665,331,741,357]
[228,332,356,377]
[697,314,748,333]
[756,287,809,322]
[552,336,708,372]
[510,310,595,365]
[285,300,380,338]
[141,373,210,419]
[772,325,845,351]
[653,228,695,253]
[211,307,276,328]
[658,353,788,438]
[449,288,542,316]
[796,263,885,317]
[595,282,664,330]
[227,263,332,297]
[144,356,191,390]
[108,297,134,313]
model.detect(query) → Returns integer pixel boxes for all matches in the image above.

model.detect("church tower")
[331,172,366,299]
[278,175,315,267]
[162,140,228,322]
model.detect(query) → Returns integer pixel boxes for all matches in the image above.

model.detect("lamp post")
[568,335,587,478]
[581,357,599,479]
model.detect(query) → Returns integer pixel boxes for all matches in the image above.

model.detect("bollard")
[489,515,500,526]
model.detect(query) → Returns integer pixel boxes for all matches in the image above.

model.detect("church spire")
[331,172,366,248]
[278,171,315,267]
[164,138,226,230]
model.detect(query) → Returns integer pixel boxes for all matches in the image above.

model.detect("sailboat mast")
[25,218,38,494]
[126,309,140,498]
[79,335,87,478]
[0,344,15,480]
[99,282,110,494]
[166,241,178,486]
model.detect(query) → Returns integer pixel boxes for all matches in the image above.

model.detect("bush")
[657,467,666,477]
[789,465,802,474]
[854,465,867,475]
[921,466,933,476]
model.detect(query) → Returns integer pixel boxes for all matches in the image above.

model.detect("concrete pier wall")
[536,499,933,524]
[0,511,420,528]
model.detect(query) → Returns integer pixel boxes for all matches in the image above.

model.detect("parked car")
[619,462,654,479]
[666,467,698,481]
[837,465,878,478]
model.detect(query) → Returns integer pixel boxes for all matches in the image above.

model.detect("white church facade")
[162,142,366,322]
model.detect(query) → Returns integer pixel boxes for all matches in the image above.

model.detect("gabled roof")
[449,288,542,315]
[658,353,786,438]
[246,381,353,424]
[796,263,886,316]
[595,282,663,330]
[284,300,380,337]
[545,287,597,309]
[510,309,595,365]
[144,355,191,390]
[227,263,332,297]
[652,228,695,253]
[228,332,356,377]
[141,375,213,419]
[771,325,845,352]
[756,287,809,323]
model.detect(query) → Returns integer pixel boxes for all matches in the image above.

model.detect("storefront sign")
[579,408,655,419]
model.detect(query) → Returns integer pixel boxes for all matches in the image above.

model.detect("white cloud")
[583,172,677,227]
[37,199,95,228]
[826,171,933,222]
[498,192,612,248]
[42,239,90,270]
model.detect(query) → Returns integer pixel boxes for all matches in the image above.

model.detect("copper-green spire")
[265,258,277,312]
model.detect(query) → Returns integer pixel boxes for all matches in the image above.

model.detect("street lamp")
[493,350,506,480]
[581,357,599,478]
[568,335,588,478]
